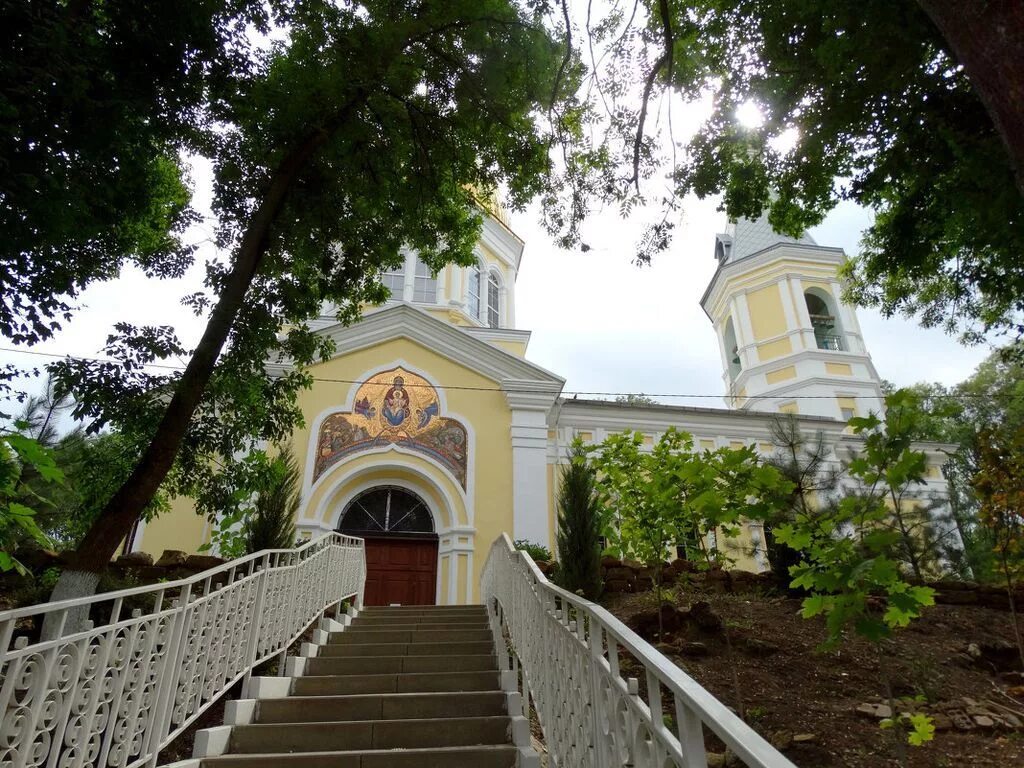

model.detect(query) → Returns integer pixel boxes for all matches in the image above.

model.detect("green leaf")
[801,594,829,618]
[907,714,935,746]
[6,434,64,483]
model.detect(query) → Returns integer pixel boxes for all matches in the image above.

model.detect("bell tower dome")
[700,212,884,420]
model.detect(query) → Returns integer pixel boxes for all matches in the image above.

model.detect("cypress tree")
[556,438,603,600]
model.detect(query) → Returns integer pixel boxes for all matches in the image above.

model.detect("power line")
[0,344,1009,401]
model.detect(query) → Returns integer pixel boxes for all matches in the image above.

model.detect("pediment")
[290,303,564,391]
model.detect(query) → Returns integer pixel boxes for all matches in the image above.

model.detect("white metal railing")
[0,532,365,768]
[481,534,796,768]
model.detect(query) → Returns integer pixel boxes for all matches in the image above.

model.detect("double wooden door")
[362,535,438,606]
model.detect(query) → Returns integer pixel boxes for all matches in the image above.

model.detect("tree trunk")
[40,570,101,641]
[917,0,1024,193]
[47,94,367,621]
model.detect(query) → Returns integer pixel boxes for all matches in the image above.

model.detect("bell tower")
[700,212,884,420]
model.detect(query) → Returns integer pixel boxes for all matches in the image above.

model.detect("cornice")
[270,303,563,388]
[742,373,884,403]
[461,327,532,349]
[480,215,525,274]
[701,243,847,315]
[733,348,882,385]
[554,398,844,437]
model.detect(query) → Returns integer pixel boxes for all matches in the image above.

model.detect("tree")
[579,1,1024,344]
[555,438,602,599]
[0,0,252,351]
[0,431,60,574]
[246,444,299,554]
[972,426,1024,669]
[845,390,949,581]
[591,429,694,637]
[775,391,942,753]
[614,393,658,405]
[889,349,1024,581]
[591,428,786,634]
[764,415,842,586]
[38,0,588,606]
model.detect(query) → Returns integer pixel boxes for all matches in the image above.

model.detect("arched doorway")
[338,486,439,606]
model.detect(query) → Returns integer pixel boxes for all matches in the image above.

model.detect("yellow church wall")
[293,336,515,604]
[765,365,797,384]
[826,362,853,376]
[757,337,793,362]
[136,495,209,558]
[746,285,788,341]
[457,554,468,603]
[720,523,762,573]
[490,339,528,357]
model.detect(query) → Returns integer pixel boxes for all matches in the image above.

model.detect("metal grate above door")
[337,486,436,537]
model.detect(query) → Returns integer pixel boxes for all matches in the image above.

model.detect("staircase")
[181,605,536,767]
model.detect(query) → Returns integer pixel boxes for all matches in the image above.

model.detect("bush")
[513,539,553,563]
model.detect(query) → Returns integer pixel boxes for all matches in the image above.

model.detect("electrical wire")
[0,344,1007,401]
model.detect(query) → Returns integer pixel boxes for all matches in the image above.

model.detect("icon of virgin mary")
[381,376,411,426]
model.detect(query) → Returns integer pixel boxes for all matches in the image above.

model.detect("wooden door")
[363,536,438,606]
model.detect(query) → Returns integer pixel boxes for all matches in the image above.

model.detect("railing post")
[588,620,608,768]
[242,557,271,685]
[145,582,194,767]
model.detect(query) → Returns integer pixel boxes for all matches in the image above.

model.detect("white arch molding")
[303,458,475,605]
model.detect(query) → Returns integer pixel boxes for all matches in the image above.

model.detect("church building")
[132,204,953,604]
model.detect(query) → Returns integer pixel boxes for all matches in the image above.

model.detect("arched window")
[467,264,482,319]
[337,486,435,536]
[723,317,741,380]
[412,257,437,303]
[487,271,501,328]
[382,260,405,300]
[804,289,844,351]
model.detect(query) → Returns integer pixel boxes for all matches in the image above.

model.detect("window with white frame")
[381,261,405,300]
[412,257,437,303]
[467,264,482,319]
[487,271,500,328]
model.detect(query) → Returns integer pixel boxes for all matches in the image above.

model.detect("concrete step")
[305,654,496,676]
[316,640,495,657]
[345,622,490,634]
[291,670,502,696]
[355,606,486,615]
[254,691,509,724]
[348,618,490,630]
[358,605,486,613]
[229,716,511,753]
[327,628,493,645]
[200,744,518,768]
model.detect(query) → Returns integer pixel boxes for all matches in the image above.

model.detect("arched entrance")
[337,486,439,606]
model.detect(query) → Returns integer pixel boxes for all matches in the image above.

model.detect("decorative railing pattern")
[0,533,365,768]
[481,534,796,768]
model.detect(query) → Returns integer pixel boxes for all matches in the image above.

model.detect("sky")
[507,194,992,407]
[0,179,993,416]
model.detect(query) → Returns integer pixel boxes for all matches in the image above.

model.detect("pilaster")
[504,383,562,549]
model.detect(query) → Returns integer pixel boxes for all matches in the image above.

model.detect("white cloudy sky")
[0,180,992,414]
[507,195,992,406]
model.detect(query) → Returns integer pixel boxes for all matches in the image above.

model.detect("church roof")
[715,211,817,265]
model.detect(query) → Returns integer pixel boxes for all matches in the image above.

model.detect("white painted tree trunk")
[41,569,102,641]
